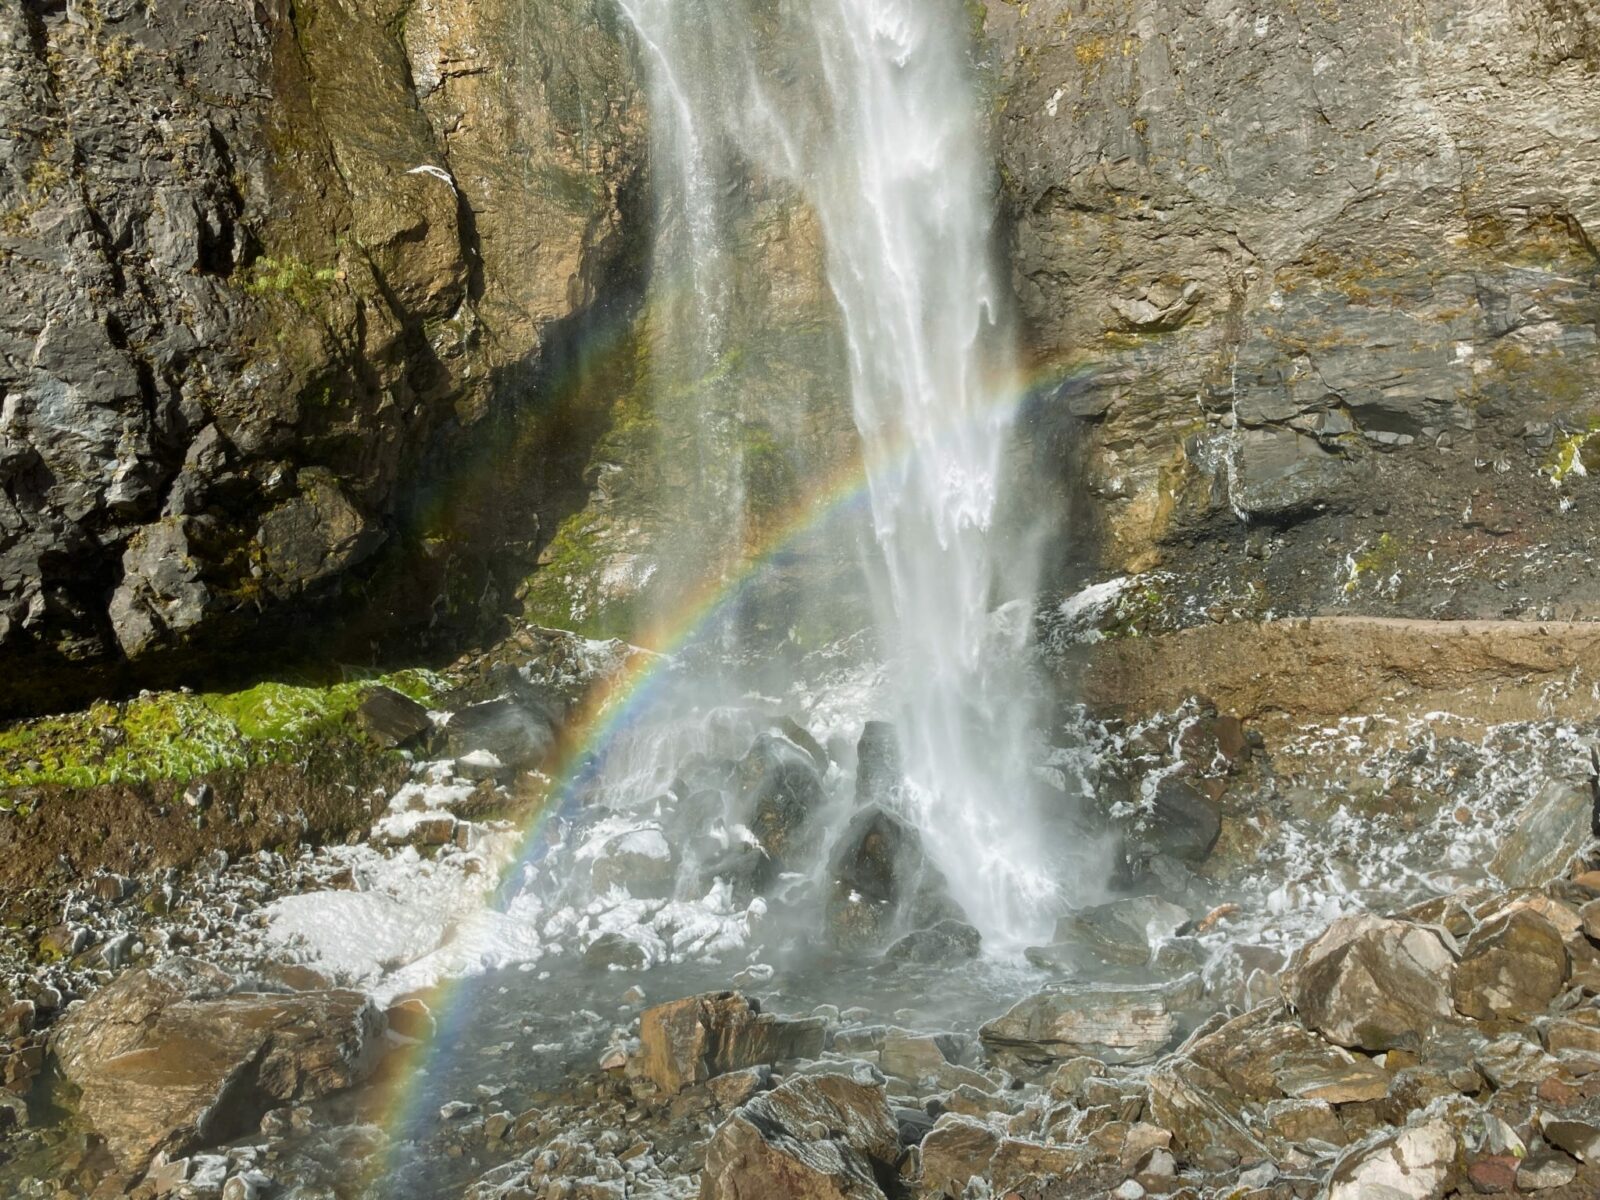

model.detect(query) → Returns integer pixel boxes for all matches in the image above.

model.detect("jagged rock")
[1126,777,1221,864]
[53,958,383,1171]
[1452,907,1568,1021]
[824,805,960,951]
[1264,1098,1346,1148]
[1325,1119,1459,1199]
[883,920,981,965]
[356,687,433,748]
[1541,1118,1600,1162]
[590,827,677,899]
[879,1031,963,1084]
[634,991,825,1093]
[737,732,828,881]
[1282,915,1456,1051]
[979,980,1187,1067]
[699,1065,899,1200]
[854,721,901,806]
[1490,781,1593,888]
[1027,896,1191,970]
[1473,1034,1562,1089]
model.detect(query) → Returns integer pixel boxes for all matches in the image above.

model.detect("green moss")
[241,255,340,309]
[1342,532,1402,595]
[0,670,442,792]
[1546,423,1600,486]
[520,514,638,640]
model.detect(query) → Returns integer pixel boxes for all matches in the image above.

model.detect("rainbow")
[359,357,1096,1183]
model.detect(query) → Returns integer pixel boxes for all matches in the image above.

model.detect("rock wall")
[991,0,1600,617]
[0,0,643,716]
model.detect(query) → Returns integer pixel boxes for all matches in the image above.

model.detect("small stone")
[599,1047,628,1071]
[1541,1117,1600,1161]
[1517,1152,1579,1190]
[1113,1181,1145,1200]
[386,998,435,1041]
[484,1113,513,1142]
[1468,1155,1520,1194]
[184,782,213,810]
[2,1000,36,1038]
[439,1101,478,1121]
[356,687,433,748]
[623,986,647,1006]
[1238,1162,1278,1188]
[1139,1148,1176,1178]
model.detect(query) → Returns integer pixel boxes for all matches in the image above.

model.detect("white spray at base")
[618,0,1060,945]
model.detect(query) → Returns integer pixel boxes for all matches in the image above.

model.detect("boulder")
[444,696,558,769]
[699,1064,899,1200]
[854,720,901,806]
[883,920,981,965]
[590,827,678,899]
[737,732,828,881]
[1028,896,1191,970]
[1133,777,1222,865]
[979,980,1187,1067]
[635,991,825,1093]
[1490,781,1592,888]
[1282,915,1456,1051]
[824,805,960,951]
[1452,908,1568,1021]
[355,686,432,748]
[1325,1119,1459,1200]
[919,1114,1001,1198]
[53,959,383,1171]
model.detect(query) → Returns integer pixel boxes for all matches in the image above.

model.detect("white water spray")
[620,0,1060,945]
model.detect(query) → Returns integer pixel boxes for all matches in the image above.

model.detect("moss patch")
[0,670,442,793]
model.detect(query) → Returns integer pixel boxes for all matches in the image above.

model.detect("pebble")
[440,1101,479,1121]
[1517,1152,1579,1191]
[1113,1181,1145,1200]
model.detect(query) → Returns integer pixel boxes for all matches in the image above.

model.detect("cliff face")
[0,0,642,716]
[992,0,1600,619]
[4,0,1598,716]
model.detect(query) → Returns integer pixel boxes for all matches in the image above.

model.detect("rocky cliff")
[0,0,643,716]
[993,0,1600,620]
[4,0,1599,717]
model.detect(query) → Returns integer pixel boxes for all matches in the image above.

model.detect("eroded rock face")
[53,959,383,1171]
[979,980,1187,1068]
[987,0,1600,613]
[0,0,643,714]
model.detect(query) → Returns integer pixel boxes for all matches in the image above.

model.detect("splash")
[619,0,1058,945]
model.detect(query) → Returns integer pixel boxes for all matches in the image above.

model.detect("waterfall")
[619,0,1060,946]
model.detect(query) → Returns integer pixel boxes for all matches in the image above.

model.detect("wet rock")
[634,991,825,1093]
[1028,896,1190,970]
[1325,1118,1459,1199]
[54,958,383,1171]
[1518,1152,1579,1191]
[1452,907,1569,1021]
[1282,915,1456,1051]
[585,932,649,970]
[445,696,558,770]
[1126,777,1221,864]
[882,920,981,965]
[979,980,1186,1067]
[1491,781,1593,888]
[357,687,433,748]
[824,805,959,952]
[854,720,901,806]
[707,1066,771,1108]
[699,1065,899,1200]
[880,1031,963,1084]
[738,731,828,881]
[590,827,677,899]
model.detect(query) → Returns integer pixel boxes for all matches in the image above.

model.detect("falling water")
[619,0,1060,945]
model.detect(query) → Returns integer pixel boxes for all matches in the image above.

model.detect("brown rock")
[635,992,825,1093]
[1282,915,1456,1051]
[980,981,1184,1067]
[1467,1155,1519,1194]
[54,959,383,1171]
[1452,908,1568,1021]
[920,1114,1001,1199]
[699,1066,898,1200]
